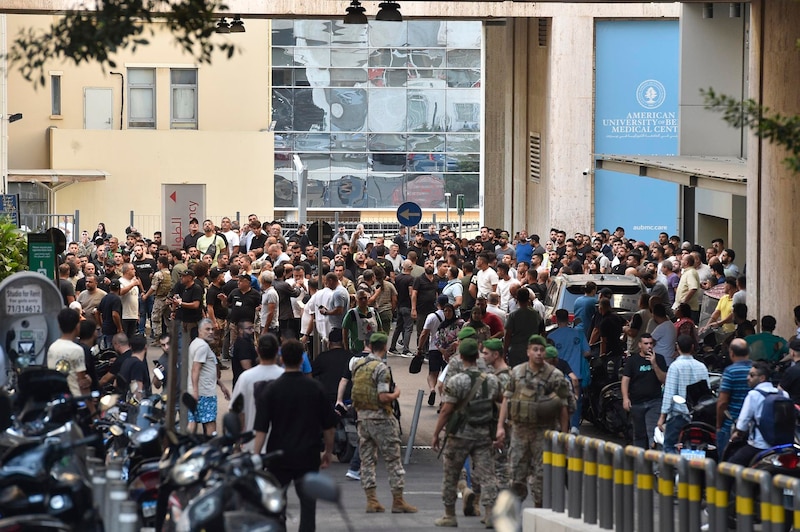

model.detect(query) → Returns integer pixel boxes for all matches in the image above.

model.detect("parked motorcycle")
[582,353,630,440]
[333,403,358,464]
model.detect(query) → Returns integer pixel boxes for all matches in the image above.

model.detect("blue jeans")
[349,445,360,472]
[663,413,691,454]
[630,397,661,449]
[717,424,732,459]
[570,390,583,430]
[138,295,154,336]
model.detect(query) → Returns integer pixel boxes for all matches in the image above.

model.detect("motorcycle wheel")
[335,442,356,463]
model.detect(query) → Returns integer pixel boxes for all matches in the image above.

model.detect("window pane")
[51,75,61,115]
[293,88,327,132]
[368,21,408,47]
[331,48,368,68]
[129,68,154,84]
[329,88,367,132]
[330,22,368,46]
[408,134,445,152]
[368,89,406,132]
[368,49,408,68]
[368,134,406,152]
[272,89,294,131]
[445,21,482,48]
[330,68,368,87]
[130,88,154,119]
[447,49,481,68]
[172,88,196,119]
[171,69,197,84]
[408,21,444,47]
[272,20,295,46]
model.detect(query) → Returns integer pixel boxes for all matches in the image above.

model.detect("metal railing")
[542,430,800,532]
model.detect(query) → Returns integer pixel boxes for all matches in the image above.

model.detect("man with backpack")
[142,255,172,340]
[726,361,794,466]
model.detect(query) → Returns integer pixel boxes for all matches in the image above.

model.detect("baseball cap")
[209,267,223,280]
[181,269,196,277]
[109,280,121,290]
[436,295,449,307]
[599,287,613,298]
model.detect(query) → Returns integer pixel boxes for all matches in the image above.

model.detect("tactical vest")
[464,374,495,427]
[351,358,392,415]
[508,363,564,426]
[154,269,173,297]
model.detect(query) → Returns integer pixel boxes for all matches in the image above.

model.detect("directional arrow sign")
[397,202,422,227]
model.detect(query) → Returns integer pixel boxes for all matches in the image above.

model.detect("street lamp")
[444,192,451,223]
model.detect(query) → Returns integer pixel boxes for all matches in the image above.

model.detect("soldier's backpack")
[755,390,796,446]
[154,270,173,298]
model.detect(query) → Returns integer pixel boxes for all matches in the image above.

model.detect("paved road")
[144,337,624,531]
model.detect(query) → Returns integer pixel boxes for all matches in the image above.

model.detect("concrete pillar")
[747,0,800,338]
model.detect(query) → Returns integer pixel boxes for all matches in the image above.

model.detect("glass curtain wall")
[272,20,482,210]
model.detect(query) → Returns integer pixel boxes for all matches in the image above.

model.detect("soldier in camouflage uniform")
[351,333,417,514]
[432,338,502,528]
[496,334,569,507]
[481,338,511,494]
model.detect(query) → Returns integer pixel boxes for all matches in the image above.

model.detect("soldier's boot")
[434,504,458,527]
[462,487,477,516]
[365,488,385,513]
[472,493,482,517]
[391,489,418,513]
[483,505,494,529]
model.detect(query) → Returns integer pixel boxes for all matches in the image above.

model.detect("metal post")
[542,431,553,509]
[179,320,190,432]
[403,389,425,465]
[611,444,626,532]
[104,461,123,527]
[129,210,134,228]
[88,459,106,515]
[703,458,719,532]
[568,435,584,519]
[676,456,690,532]
[735,469,755,532]
[621,447,634,532]
[312,220,323,359]
[551,432,567,513]
[118,500,140,532]
[715,463,737,532]
[74,209,80,239]
[633,448,653,532]
[658,454,676,532]
[236,211,240,224]
[107,479,128,530]
[166,317,180,432]
[598,442,614,529]
[444,192,451,224]
[583,439,599,525]
[687,462,705,532]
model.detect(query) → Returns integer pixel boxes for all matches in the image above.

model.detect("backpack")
[154,269,173,298]
[756,389,796,446]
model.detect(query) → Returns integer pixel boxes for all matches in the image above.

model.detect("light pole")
[444,192,451,224]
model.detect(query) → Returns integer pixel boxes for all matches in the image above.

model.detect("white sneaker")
[345,470,360,481]
[570,427,580,436]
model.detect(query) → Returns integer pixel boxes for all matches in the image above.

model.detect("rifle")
[387,366,401,429]
[438,374,485,459]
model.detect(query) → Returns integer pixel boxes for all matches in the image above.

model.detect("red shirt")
[483,313,504,337]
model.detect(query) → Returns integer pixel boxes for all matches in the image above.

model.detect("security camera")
[582,168,590,176]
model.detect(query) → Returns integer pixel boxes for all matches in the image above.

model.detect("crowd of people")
[48,216,800,530]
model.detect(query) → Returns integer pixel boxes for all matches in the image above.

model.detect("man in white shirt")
[220,216,240,256]
[47,308,91,397]
[473,253,498,299]
[230,333,285,451]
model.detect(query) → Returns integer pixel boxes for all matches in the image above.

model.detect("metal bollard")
[620,446,636,532]
[672,455,690,531]
[684,457,715,532]
[716,462,741,532]
[402,389,425,465]
[107,479,129,529]
[583,439,600,525]
[738,467,773,532]
[90,463,107,518]
[734,468,756,532]
[657,453,676,532]
[598,441,615,529]
[104,458,124,526]
[773,475,800,532]
[551,431,568,513]
[567,435,585,519]
[118,500,140,532]
[632,448,653,532]
[542,430,553,509]
[610,443,626,532]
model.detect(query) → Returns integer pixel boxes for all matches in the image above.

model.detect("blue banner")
[594,20,679,243]
[0,194,20,227]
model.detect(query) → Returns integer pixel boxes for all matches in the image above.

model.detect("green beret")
[483,338,503,352]
[369,332,388,345]
[528,334,547,347]
[457,326,477,340]
[459,338,479,357]
[545,346,559,359]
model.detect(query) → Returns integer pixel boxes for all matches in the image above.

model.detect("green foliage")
[0,218,28,282]
[701,88,800,173]
[9,0,236,87]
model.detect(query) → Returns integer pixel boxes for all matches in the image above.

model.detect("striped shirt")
[719,360,752,429]
[660,355,710,417]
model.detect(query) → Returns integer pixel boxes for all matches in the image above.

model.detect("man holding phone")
[621,334,667,449]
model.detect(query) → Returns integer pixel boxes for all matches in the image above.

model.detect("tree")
[9,0,236,86]
[701,88,800,173]
[0,218,28,282]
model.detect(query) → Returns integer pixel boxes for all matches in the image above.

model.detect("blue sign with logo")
[594,20,680,243]
[0,194,20,227]
[397,202,422,227]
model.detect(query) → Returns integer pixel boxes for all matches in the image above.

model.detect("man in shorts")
[187,318,231,434]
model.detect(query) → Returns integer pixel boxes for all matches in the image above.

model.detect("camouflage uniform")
[353,354,406,491]
[150,267,172,337]
[441,367,502,509]
[443,354,488,384]
[505,362,570,506]
[491,365,512,490]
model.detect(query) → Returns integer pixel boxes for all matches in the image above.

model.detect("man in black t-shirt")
[411,260,438,342]
[99,333,132,389]
[311,328,353,405]
[97,281,123,349]
[390,260,415,356]
[118,334,152,400]
[253,340,336,532]
[132,244,157,337]
[206,268,229,360]
[222,274,262,350]
[231,320,258,387]
[621,334,667,449]
[170,269,204,341]
[592,297,625,356]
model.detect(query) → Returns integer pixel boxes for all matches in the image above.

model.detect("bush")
[0,217,28,282]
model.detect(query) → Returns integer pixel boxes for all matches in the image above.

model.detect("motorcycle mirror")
[301,472,340,503]
[672,395,687,405]
[230,393,244,415]
[223,412,241,439]
[182,392,198,414]
[109,424,124,437]
[100,394,120,411]
[153,367,164,381]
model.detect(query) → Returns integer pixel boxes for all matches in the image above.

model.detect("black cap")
[181,269,196,277]
[209,267,223,280]
[109,280,121,290]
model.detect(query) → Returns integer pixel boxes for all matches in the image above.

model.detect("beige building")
[3,15,272,238]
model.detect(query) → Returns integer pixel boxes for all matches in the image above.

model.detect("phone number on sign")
[5,304,43,314]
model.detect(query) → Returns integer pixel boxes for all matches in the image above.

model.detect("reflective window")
[273,19,481,209]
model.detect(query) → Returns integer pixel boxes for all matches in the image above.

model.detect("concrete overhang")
[595,155,747,196]
[8,169,108,192]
